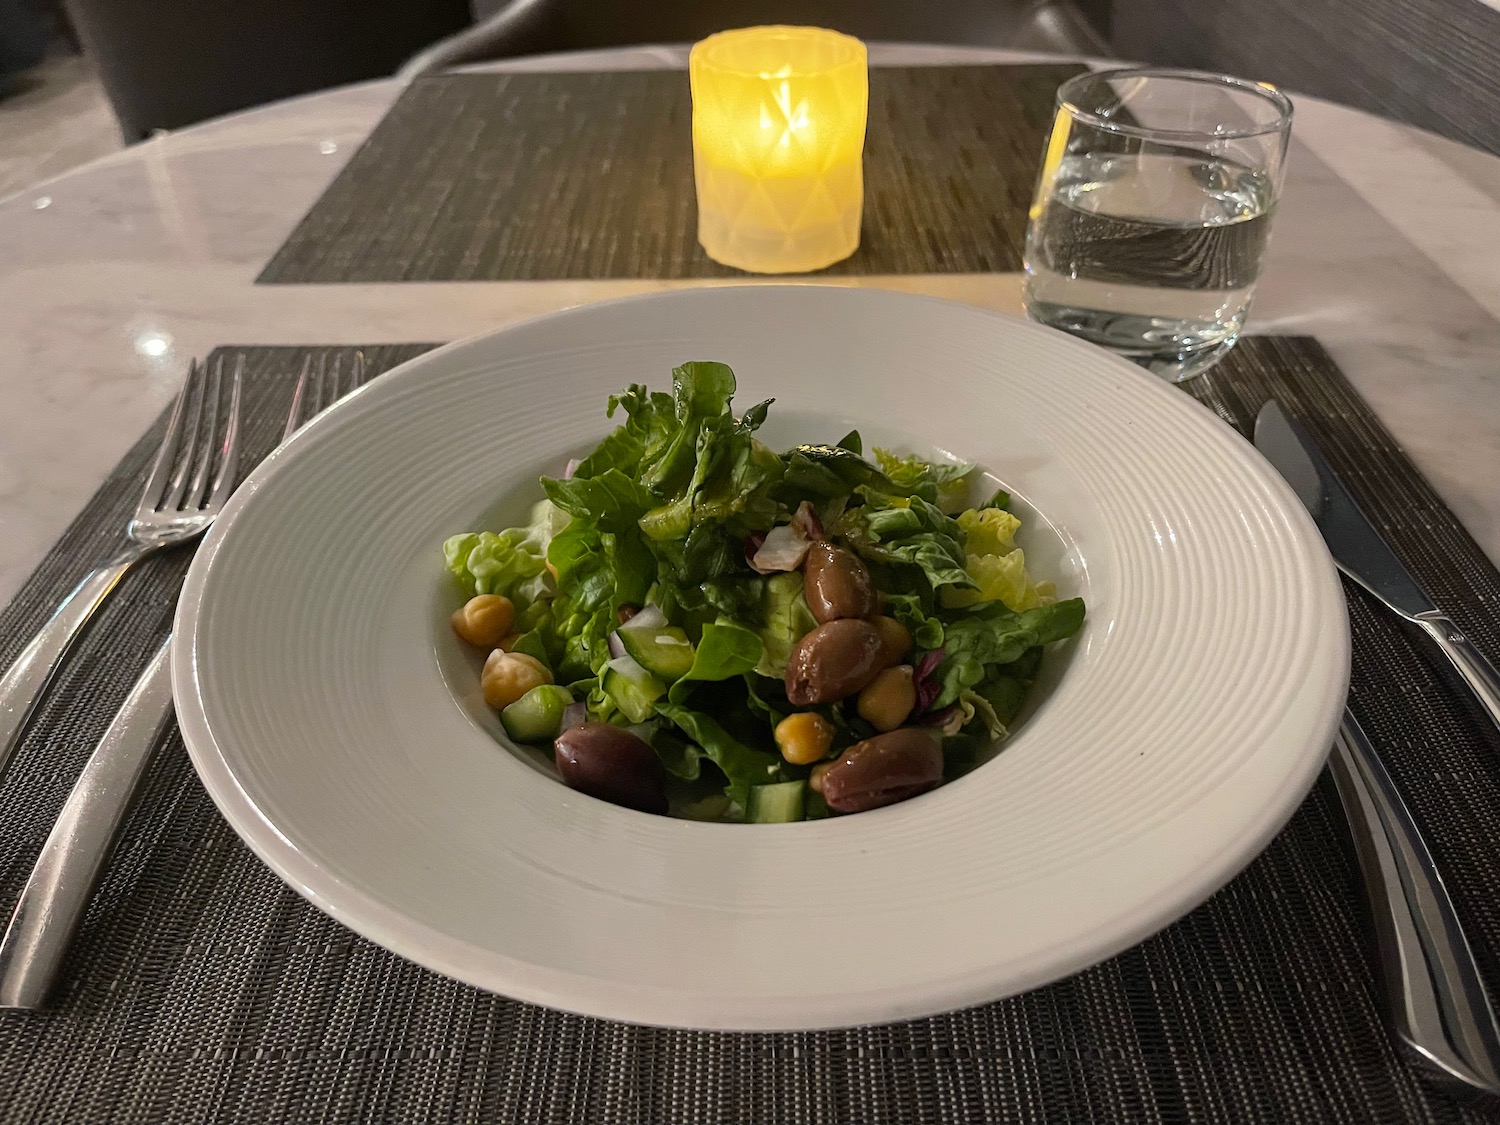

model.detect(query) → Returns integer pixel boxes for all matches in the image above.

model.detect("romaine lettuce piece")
[654,701,785,788]
[928,599,1086,709]
[668,621,764,702]
[942,507,1057,613]
[755,572,819,677]
[443,499,562,598]
[873,448,975,513]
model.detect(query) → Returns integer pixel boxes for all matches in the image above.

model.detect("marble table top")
[2,44,1498,606]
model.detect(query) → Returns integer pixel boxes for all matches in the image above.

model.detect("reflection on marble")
[1,47,1498,605]
[0,52,122,200]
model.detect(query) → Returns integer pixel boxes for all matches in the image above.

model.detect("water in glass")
[1022,69,1292,382]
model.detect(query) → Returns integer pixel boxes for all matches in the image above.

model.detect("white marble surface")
[1,45,1498,606]
[0,52,122,199]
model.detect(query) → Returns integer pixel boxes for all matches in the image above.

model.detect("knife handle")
[0,637,174,1009]
[1413,613,1500,742]
[1329,709,1500,1100]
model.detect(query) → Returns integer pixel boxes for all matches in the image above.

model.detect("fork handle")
[0,637,174,1009]
[1329,709,1500,1100]
[1412,612,1500,743]
[0,556,141,779]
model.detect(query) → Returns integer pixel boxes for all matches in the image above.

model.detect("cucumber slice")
[600,655,666,723]
[745,780,807,823]
[617,625,696,682]
[501,684,574,743]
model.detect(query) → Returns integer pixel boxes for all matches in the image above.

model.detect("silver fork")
[0,351,367,1009]
[0,357,245,778]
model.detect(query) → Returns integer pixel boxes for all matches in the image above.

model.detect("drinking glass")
[1022,68,1293,382]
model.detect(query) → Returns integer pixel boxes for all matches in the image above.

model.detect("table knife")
[1254,400,1500,738]
[1254,399,1500,1100]
[0,638,173,1008]
[1329,709,1500,1099]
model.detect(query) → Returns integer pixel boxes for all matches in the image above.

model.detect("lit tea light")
[689,26,868,274]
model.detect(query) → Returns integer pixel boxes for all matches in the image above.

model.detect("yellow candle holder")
[689,26,869,274]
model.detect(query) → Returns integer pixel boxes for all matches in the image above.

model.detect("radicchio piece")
[922,704,959,730]
[789,500,825,541]
[744,530,768,567]
[749,522,812,574]
[912,649,944,714]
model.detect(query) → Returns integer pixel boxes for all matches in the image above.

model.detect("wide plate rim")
[172,285,1350,1030]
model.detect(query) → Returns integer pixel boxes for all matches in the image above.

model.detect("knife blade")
[1254,400,1500,739]
[1255,400,1435,616]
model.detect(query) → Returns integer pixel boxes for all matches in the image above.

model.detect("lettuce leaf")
[847,495,974,595]
[927,599,1085,708]
[443,499,560,598]
[873,448,975,513]
[882,592,944,650]
[943,507,1056,613]
[541,469,654,533]
[755,572,819,677]
[648,725,704,780]
[777,443,889,504]
[668,622,764,703]
[654,701,785,786]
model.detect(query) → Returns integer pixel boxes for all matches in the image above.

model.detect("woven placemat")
[256,64,1082,284]
[1,338,1498,1124]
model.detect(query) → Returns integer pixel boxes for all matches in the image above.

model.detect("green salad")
[442,361,1085,822]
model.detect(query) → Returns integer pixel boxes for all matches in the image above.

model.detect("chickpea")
[856,665,916,732]
[481,650,552,711]
[808,760,835,795]
[451,594,515,648]
[774,712,836,766]
[869,615,912,668]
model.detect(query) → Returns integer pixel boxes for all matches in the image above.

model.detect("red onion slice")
[750,522,812,574]
[559,702,588,733]
[617,604,666,632]
[789,500,824,541]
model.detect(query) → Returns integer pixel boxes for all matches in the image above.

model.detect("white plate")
[173,286,1348,1031]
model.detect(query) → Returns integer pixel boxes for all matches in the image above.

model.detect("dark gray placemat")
[256,65,1082,284]
[1,338,1498,1124]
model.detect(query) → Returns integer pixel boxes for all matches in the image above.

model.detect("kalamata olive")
[803,542,876,624]
[822,729,944,814]
[554,723,668,814]
[785,619,885,705]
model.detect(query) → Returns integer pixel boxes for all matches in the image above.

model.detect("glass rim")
[689,25,867,78]
[1056,67,1294,141]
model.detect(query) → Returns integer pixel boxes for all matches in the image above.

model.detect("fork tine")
[184,355,223,509]
[160,361,208,512]
[136,360,197,517]
[280,350,371,445]
[349,350,368,393]
[315,353,331,415]
[282,355,313,443]
[324,354,342,411]
[207,356,245,511]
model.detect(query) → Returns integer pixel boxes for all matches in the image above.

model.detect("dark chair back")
[1107,0,1500,155]
[549,0,1080,51]
[65,0,471,140]
[407,0,1107,79]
